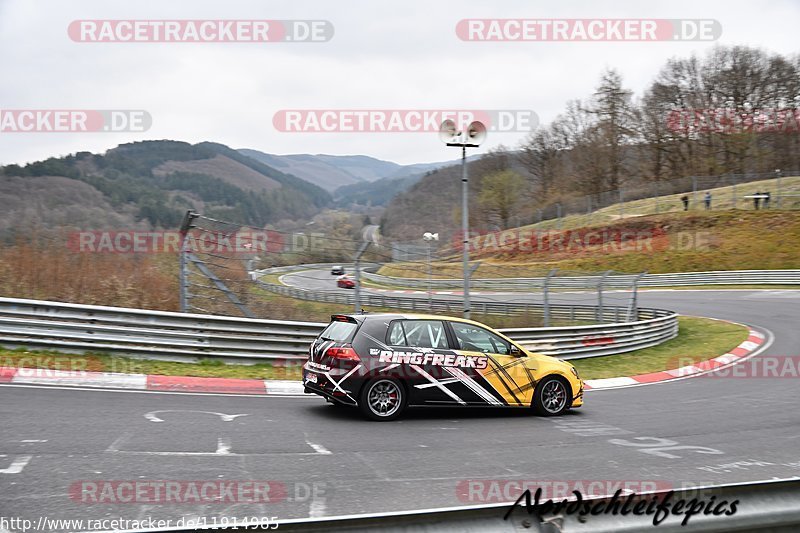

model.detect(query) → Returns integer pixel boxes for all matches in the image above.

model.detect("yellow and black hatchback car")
[303,313,584,421]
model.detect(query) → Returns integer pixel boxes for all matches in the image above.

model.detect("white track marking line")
[309,494,327,518]
[0,455,32,474]
[106,433,132,453]
[20,439,46,443]
[305,438,332,455]
[144,410,249,423]
[216,438,232,455]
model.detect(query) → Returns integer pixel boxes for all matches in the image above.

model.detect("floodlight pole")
[460,146,471,319]
[446,143,480,320]
[442,120,483,320]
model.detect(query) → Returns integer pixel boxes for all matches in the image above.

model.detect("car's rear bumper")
[303,363,360,405]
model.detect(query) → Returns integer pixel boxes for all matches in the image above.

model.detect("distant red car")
[337,275,356,289]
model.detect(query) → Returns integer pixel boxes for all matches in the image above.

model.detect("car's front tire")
[358,377,407,421]
[533,375,571,416]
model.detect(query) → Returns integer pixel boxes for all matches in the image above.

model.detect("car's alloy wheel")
[359,378,406,421]
[533,376,569,416]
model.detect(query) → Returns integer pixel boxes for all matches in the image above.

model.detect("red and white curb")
[582,329,766,390]
[0,329,766,396]
[0,368,306,396]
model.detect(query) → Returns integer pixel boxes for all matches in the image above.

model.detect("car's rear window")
[319,320,358,342]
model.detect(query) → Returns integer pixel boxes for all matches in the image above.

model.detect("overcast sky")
[1,0,798,167]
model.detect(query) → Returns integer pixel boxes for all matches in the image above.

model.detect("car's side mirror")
[509,345,523,357]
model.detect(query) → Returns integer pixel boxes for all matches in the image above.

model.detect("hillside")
[380,210,800,279]
[333,173,425,207]
[238,149,462,193]
[0,140,332,234]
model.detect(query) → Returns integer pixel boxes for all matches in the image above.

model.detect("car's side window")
[387,321,408,346]
[387,320,448,349]
[450,322,511,355]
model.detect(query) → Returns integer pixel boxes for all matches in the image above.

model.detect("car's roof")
[347,312,492,328]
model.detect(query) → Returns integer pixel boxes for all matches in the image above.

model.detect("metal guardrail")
[502,311,677,360]
[363,269,800,289]
[266,478,800,532]
[0,295,677,361]
[0,297,322,362]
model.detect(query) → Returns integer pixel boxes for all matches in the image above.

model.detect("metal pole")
[618,188,624,220]
[556,203,563,229]
[461,146,470,319]
[731,175,737,209]
[627,272,646,321]
[655,182,660,213]
[692,176,697,210]
[597,270,611,323]
[179,236,188,313]
[353,241,370,313]
[427,242,432,311]
[543,269,557,327]
[776,170,782,209]
[178,210,197,313]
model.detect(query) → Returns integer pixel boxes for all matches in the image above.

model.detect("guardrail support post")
[353,241,370,313]
[178,210,198,313]
[543,269,557,327]
[596,270,611,323]
[627,272,646,321]
[556,203,562,229]
[655,182,660,213]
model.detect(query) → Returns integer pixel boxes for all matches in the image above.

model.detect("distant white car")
[331,266,345,275]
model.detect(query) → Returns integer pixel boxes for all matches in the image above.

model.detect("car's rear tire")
[358,378,407,421]
[533,375,571,416]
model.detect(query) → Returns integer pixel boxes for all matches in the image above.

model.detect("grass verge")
[1,317,748,384]
[570,316,749,380]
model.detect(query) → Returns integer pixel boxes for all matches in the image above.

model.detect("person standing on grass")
[754,192,761,210]
[765,191,771,209]
[704,191,712,210]
[681,195,689,211]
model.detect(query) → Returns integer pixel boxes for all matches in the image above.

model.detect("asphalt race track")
[1,278,798,529]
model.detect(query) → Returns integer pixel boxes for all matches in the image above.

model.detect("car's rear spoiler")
[330,314,358,323]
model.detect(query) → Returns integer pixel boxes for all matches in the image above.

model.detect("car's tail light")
[325,344,360,361]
